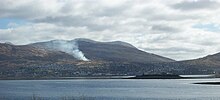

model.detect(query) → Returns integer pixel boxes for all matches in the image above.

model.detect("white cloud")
[1,0,220,60]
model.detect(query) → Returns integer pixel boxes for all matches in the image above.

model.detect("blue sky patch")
[0,18,28,29]
[193,23,220,32]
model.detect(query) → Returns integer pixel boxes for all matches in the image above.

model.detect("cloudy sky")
[1,0,220,60]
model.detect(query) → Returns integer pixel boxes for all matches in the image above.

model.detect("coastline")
[0,76,133,80]
[0,74,217,80]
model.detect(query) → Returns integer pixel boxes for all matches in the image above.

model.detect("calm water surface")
[1,79,220,100]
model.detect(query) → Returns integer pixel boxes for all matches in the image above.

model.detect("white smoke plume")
[48,40,89,61]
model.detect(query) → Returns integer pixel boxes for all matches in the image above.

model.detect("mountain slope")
[29,38,175,63]
[154,53,220,75]
[0,43,77,61]
[181,53,220,68]
[7,38,215,79]
[77,39,175,63]
[0,38,176,70]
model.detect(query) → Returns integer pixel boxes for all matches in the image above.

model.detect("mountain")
[0,38,219,79]
[30,38,175,63]
[160,53,220,75]
[0,38,176,79]
[76,39,175,63]
[0,42,77,62]
[175,53,220,68]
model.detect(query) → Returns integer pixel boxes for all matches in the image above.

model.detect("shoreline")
[0,74,217,80]
[0,76,133,80]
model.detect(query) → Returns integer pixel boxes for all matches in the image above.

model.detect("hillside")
[0,39,176,79]
[77,39,175,63]
[29,38,175,63]
[175,53,220,69]
[0,38,219,79]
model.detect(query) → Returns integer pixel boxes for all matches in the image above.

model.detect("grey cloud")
[34,15,91,26]
[149,13,200,21]
[144,47,204,53]
[0,32,16,41]
[143,34,171,43]
[95,8,123,17]
[93,5,129,17]
[144,47,205,53]
[33,15,112,31]
[171,0,220,11]
[151,25,181,33]
[0,1,50,19]
[195,41,220,46]
[142,47,205,61]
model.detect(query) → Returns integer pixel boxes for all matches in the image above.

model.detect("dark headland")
[194,82,220,85]
[126,74,182,79]
[126,74,217,79]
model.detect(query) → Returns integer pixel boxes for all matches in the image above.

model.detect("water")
[1,79,220,100]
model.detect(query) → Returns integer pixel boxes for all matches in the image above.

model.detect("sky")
[1,0,220,61]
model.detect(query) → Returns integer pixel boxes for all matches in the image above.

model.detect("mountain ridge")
[28,38,175,63]
[0,38,219,79]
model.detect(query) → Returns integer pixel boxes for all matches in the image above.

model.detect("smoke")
[72,49,89,61]
[48,40,89,61]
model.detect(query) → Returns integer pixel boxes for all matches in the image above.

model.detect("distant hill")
[76,39,175,63]
[0,38,218,79]
[0,43,76,62]
[159,53,220,75]
[178,53,220,68]
[30,38,175,63]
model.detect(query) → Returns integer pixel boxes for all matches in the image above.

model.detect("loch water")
[1,78,220,100]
